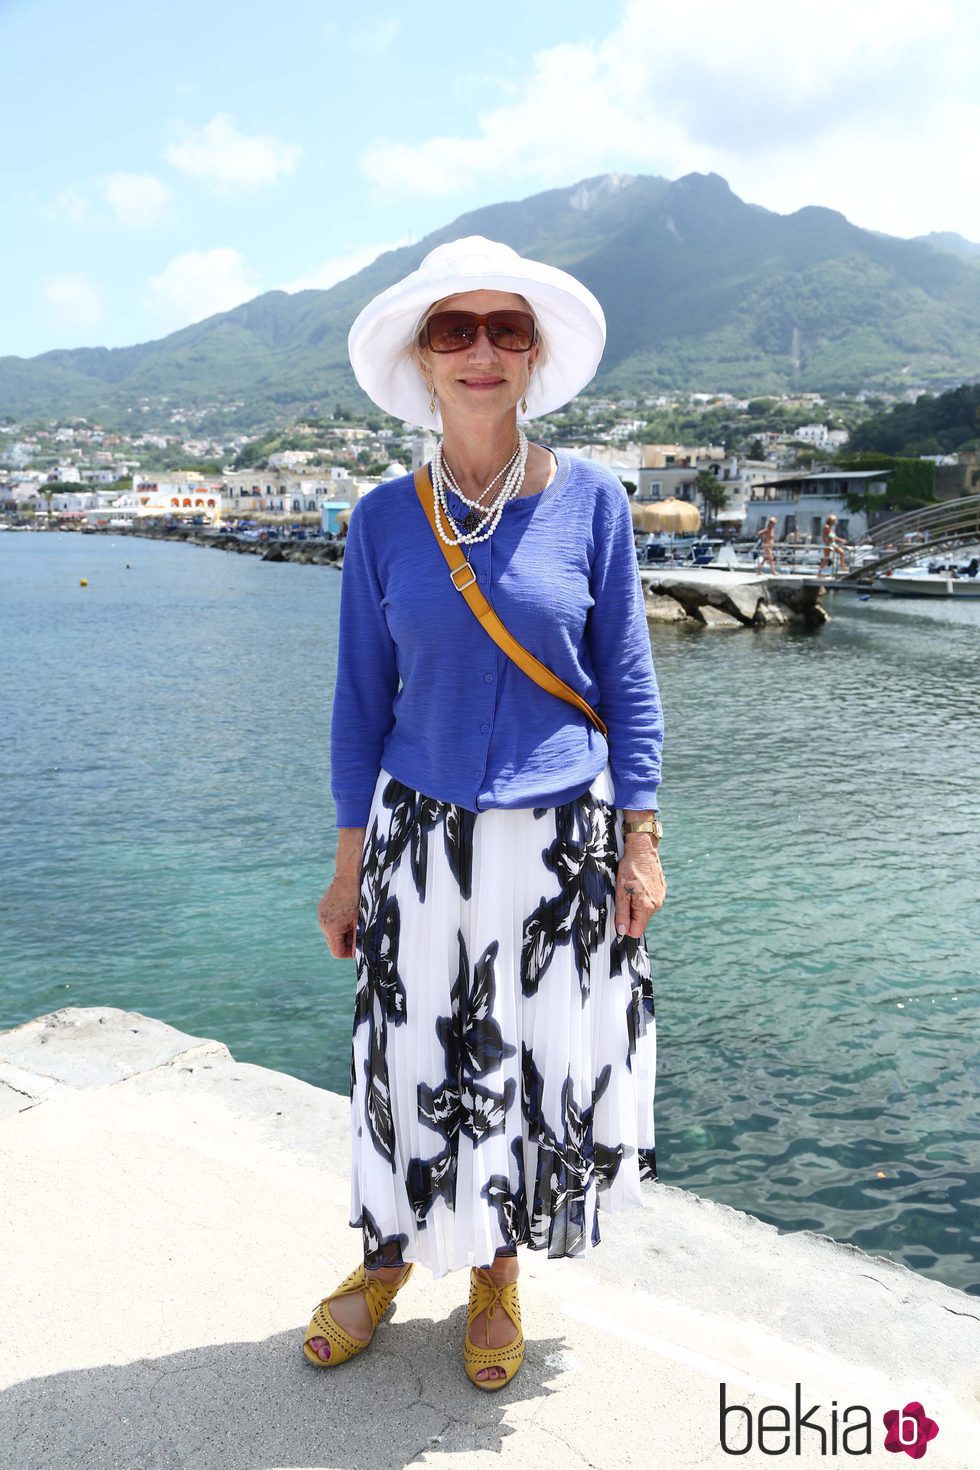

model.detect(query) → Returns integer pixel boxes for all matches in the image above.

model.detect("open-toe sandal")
[463,1266,525,1390]
[302,1261,413,1368]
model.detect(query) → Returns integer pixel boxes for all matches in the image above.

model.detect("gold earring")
[428,382,436,415]
[521,394,528,414]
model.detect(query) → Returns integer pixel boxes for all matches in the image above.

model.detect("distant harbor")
[13,517,348,566]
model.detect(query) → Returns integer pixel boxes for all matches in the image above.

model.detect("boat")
[859,546,980,598]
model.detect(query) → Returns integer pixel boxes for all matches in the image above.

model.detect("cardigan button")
[480,722,490,734]
[483,672,494,682]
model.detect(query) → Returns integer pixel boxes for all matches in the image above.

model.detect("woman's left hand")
[615,842,666,939]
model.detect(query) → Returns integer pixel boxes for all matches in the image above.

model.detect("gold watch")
[622,815,663,839]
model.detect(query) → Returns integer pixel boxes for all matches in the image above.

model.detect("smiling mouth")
[460,377,506,387]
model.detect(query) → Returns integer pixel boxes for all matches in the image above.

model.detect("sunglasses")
[423,309,537,354]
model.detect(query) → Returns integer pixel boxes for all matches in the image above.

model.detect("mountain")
[4,172,980,430]
[914,231,980,262]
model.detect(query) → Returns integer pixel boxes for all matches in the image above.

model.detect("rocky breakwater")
[642,569,828,631]
[123,524,345,566]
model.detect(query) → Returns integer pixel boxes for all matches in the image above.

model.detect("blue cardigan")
[330,449,664,826]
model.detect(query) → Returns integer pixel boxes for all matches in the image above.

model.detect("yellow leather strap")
[414,465,607,736]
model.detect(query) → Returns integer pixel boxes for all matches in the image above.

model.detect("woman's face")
[416,289,540,426]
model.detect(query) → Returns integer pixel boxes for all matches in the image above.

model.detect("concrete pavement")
[1,1006,977,1470]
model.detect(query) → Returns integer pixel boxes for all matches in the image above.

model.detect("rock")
[754,600,790,626]
[694,604,742,629]
[645,578,727,612]
[721,584,762,624]
[770,580,828,628]
[644,593,690,623]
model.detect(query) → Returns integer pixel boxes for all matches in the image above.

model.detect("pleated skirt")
[348,759,658,1280]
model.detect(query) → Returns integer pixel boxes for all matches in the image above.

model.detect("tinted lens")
[426,312,478,351]
[486,311,535,350]
[425,310,535,352]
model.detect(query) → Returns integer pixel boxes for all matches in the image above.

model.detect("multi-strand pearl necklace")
[431,428,529,546]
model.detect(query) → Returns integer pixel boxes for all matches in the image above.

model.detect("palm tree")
[695,468,729,527]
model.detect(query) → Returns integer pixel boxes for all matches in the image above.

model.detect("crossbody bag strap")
[413,465,608,737]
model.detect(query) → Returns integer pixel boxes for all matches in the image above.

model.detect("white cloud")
[357,0,980,238]
[165,113,302,194]
[47,186,89,225]
[41,272,105,330]
[278,237,414,293]
[146,248,262,329]
[103,172,172,228]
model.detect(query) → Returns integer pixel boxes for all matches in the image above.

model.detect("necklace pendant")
[458,507,484,535]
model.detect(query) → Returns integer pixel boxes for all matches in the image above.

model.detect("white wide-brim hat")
[347,235,607,429]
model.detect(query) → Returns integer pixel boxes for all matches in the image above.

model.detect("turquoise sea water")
[3,532,978,1295]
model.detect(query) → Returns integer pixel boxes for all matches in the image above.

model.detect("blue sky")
[3,0,979,359]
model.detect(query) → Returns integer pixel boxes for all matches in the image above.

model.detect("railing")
[837,495,980,582]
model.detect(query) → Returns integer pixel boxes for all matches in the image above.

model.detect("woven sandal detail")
[463,1266,525,1390]
[302,1261,413,1368]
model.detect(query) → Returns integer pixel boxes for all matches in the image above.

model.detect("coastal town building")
[928,449,980,501]
[743,469,891,542]
[410,430,439,470]
[568,441,642,486]
[794,423,850,450]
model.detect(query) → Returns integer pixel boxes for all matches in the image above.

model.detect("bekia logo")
[882,1402,940,1458]
[719,1382,940,1457]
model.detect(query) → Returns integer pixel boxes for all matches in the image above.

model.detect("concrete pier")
[1,1006,977,1469]
[640,568,828,628]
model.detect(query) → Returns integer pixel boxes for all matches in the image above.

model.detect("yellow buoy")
[80,578,88,586]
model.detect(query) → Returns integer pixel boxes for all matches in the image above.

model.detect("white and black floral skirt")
[348,759,658,1280]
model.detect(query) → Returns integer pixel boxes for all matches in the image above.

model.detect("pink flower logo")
[883,1402,939,1458]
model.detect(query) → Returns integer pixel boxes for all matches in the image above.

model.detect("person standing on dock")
[308,236,666,1391]
[756,515,778,574]
[817,514,847,576]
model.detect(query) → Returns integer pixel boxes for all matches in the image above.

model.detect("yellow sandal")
[463,1266,525,1390]
[302,1261,413,1368]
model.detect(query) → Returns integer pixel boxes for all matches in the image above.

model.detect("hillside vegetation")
[4,172,980,431]
[847,383,980,456]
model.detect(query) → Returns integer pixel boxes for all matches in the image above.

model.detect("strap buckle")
[450,561,477,592]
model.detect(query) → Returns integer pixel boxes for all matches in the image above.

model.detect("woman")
[817,513,846,576]
[306,236,666,1389]
[757,515,778,574]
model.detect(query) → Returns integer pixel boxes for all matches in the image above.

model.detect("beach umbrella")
[630,498,702,533]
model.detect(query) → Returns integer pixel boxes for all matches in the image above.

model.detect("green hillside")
[3,172,980,430]
[847,382,980,456]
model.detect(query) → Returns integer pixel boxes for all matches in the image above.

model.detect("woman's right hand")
[319,826,367,958]
[317,870,361,959]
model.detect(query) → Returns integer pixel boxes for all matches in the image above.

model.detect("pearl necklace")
[431,429,529,547]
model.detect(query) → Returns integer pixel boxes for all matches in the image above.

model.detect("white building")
[78,467,120,485]
[794,424,850,450]
[122,473,226,520]
[410,431,439,470]
[743,469,890,542]
[568,442,642,486]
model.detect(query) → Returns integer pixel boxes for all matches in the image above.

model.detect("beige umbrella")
[630,498,702,534]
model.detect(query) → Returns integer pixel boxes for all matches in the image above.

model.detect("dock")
[2,1006,977,1469]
